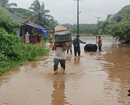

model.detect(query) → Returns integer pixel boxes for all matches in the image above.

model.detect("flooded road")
[0,35,130,105]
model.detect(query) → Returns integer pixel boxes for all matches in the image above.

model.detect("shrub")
[0,28,49,75]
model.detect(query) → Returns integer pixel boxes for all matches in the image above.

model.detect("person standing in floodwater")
[67,40,72,54]
[73,35,86,56]
[97,36,102,51]
[52,42,67,74]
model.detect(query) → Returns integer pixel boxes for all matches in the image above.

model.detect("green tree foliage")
[63,23,98,35]
[0,7,20,34]
[28,0,52,27]
[98,5,130,39]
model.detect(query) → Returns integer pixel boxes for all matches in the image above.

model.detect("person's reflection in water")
[96,51,102,60]
[66,55,72,62]
[74,56,80,64]
[51,77,70,105]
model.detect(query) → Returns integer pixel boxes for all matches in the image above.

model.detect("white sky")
[9,0,130,24]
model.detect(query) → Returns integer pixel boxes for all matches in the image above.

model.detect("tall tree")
[28,0,52,27]
[98,5,130,39]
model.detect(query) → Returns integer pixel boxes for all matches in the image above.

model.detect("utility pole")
[96,17,101,36]
[77,0,79,36]
[97,17,101,23]
[75,0,80,36]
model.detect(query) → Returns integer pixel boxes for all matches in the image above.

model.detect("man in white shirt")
[52,42,67,74]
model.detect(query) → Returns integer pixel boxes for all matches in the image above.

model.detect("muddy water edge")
[0,35,130,105]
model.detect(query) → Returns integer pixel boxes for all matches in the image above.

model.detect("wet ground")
[0,35,130,105]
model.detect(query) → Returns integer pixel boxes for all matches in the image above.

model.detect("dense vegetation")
[0,7,49,75]
[0,7,20,34]
[98,5,130,40]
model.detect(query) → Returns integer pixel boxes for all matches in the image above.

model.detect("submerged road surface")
[0,35,130,105]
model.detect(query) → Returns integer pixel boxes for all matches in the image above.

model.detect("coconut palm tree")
[0,0,17,9]
[29,0,52,27]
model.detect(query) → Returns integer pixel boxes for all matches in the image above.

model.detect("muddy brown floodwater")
[0,35,130,105]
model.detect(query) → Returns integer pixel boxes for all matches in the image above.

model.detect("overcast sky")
[9,0,130,24]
